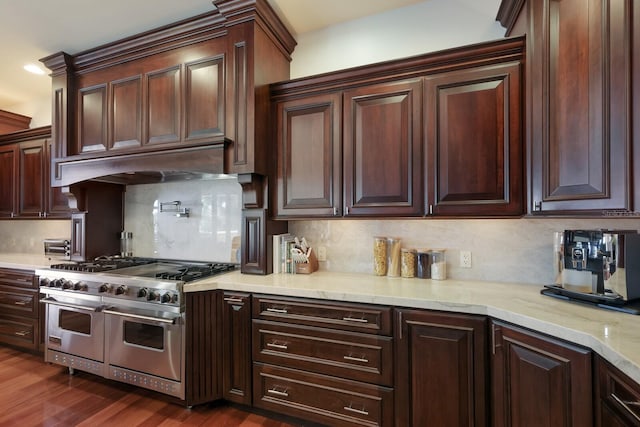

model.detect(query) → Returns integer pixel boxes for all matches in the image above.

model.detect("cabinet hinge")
[534,201,542,211]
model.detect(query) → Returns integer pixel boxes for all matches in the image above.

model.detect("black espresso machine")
[542,229,640,314]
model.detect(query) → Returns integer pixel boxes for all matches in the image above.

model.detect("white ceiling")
[0,0,429,111]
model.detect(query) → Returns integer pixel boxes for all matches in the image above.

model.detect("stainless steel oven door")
[42,297,104,362]
[104,307,183,381]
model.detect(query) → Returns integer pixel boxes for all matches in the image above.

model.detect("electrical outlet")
[460,250,472,268]
[317,246,327,262]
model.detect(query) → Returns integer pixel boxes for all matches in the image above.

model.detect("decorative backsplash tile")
[124,178,242,263]
[290,218,640,285]
[0,220,70,253]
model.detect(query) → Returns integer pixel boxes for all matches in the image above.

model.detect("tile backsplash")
[0,220,70,253]
[123,178,242,263]
[289,217,640,286]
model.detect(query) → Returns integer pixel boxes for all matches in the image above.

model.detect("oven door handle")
[41,297,103,312]
[103,309,179,325]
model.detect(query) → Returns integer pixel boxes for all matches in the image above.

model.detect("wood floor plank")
[0,346,299,427]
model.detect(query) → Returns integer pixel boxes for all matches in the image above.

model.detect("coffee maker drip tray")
[541,285,640,315]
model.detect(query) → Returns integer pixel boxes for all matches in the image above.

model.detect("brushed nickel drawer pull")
[223,297,244,304]
[266,307,288,314]
[14,331,29,337]
[342,316,368,323]
[612,394,640,421]
[343,404,369,416]
[344,355,369,363]
[267,387,289,397]
[14,301,28,306]
[266,341,289,350]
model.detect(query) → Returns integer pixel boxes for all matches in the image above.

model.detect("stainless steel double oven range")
[36,257,236,400]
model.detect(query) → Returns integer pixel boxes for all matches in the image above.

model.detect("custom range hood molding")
[40,0,296,187]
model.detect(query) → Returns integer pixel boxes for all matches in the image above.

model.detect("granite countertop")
[187,270,640,385]
[3,253,638,385]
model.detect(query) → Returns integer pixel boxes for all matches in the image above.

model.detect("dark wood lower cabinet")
[491,320,593,427]
[0,268,40,352]
[222,292,252,405]
[253,362,394,427]
[395,308,488,426]
[185,290,223,407]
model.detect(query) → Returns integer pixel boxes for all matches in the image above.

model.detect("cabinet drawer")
[0,314,38,350]
[0,288,38,317]
[598,357,640,426]
[254,363,393,427]
[253,320,393,386]
[0,269,36,289]
[252,295,392,335]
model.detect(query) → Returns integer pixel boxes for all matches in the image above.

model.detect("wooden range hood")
[40,0,295,188]
[39,0,295,273]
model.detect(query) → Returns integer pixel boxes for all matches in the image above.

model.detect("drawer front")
[253,320,393,386]
[0,288,38,317]
[0,269,36,290]
[0,315,38,350]
[254,363,394,427]
[253,295,392,335]
[598,357,640,426]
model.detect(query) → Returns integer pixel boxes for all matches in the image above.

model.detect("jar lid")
[401,248,416,253]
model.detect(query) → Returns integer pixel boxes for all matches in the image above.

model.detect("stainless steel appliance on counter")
[542,230,640,314]
[43,238,71,260]
[37,257,236,399]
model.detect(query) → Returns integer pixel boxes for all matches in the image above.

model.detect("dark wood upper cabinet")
[491,320,593,427]
[275,93,342,217]
[272,37,524,219]
[501,0,637,215]
[0,144,17,218]
[344,79,423,217]
[17,139,46,217]
[425,62,523,216]
[0,127,69,220]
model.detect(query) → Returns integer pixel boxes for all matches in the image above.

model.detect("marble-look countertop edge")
[186,270,640,385]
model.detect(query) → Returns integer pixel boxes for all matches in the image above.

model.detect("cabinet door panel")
[0,144,17,217]
[395,309,488,427]
[185,56,225,141]
[275,93,342,217]
[530,0,631,213]
[18,140,46,217]
[344,79,422,216]
[222,292,252,405]
[425,62,523,216]
[146,66,181,145]
[111,76,142,150]
[491,321,593,427]
[78,84,108,153]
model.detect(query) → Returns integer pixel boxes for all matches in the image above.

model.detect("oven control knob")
[160,293,172,304]
[74,282,87,291]
[39,277,50,287]
[115,285,128,296]
[52,279,64,288]
[138,288,148,298]
[61,280,73,290]
[147,291,159,302]
[99,283,111,293]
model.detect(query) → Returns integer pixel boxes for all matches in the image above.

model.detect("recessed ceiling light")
[24,64,45,75]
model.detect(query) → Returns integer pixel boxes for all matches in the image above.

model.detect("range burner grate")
[155,263,236,282]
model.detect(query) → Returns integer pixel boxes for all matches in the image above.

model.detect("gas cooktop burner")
[50,257,155,272]
[154,264,236,282]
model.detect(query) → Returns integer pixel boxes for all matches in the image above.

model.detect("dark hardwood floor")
[0,346,298,427]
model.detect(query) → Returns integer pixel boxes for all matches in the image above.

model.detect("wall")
[0,220,70,253]
[290,0,505,78]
